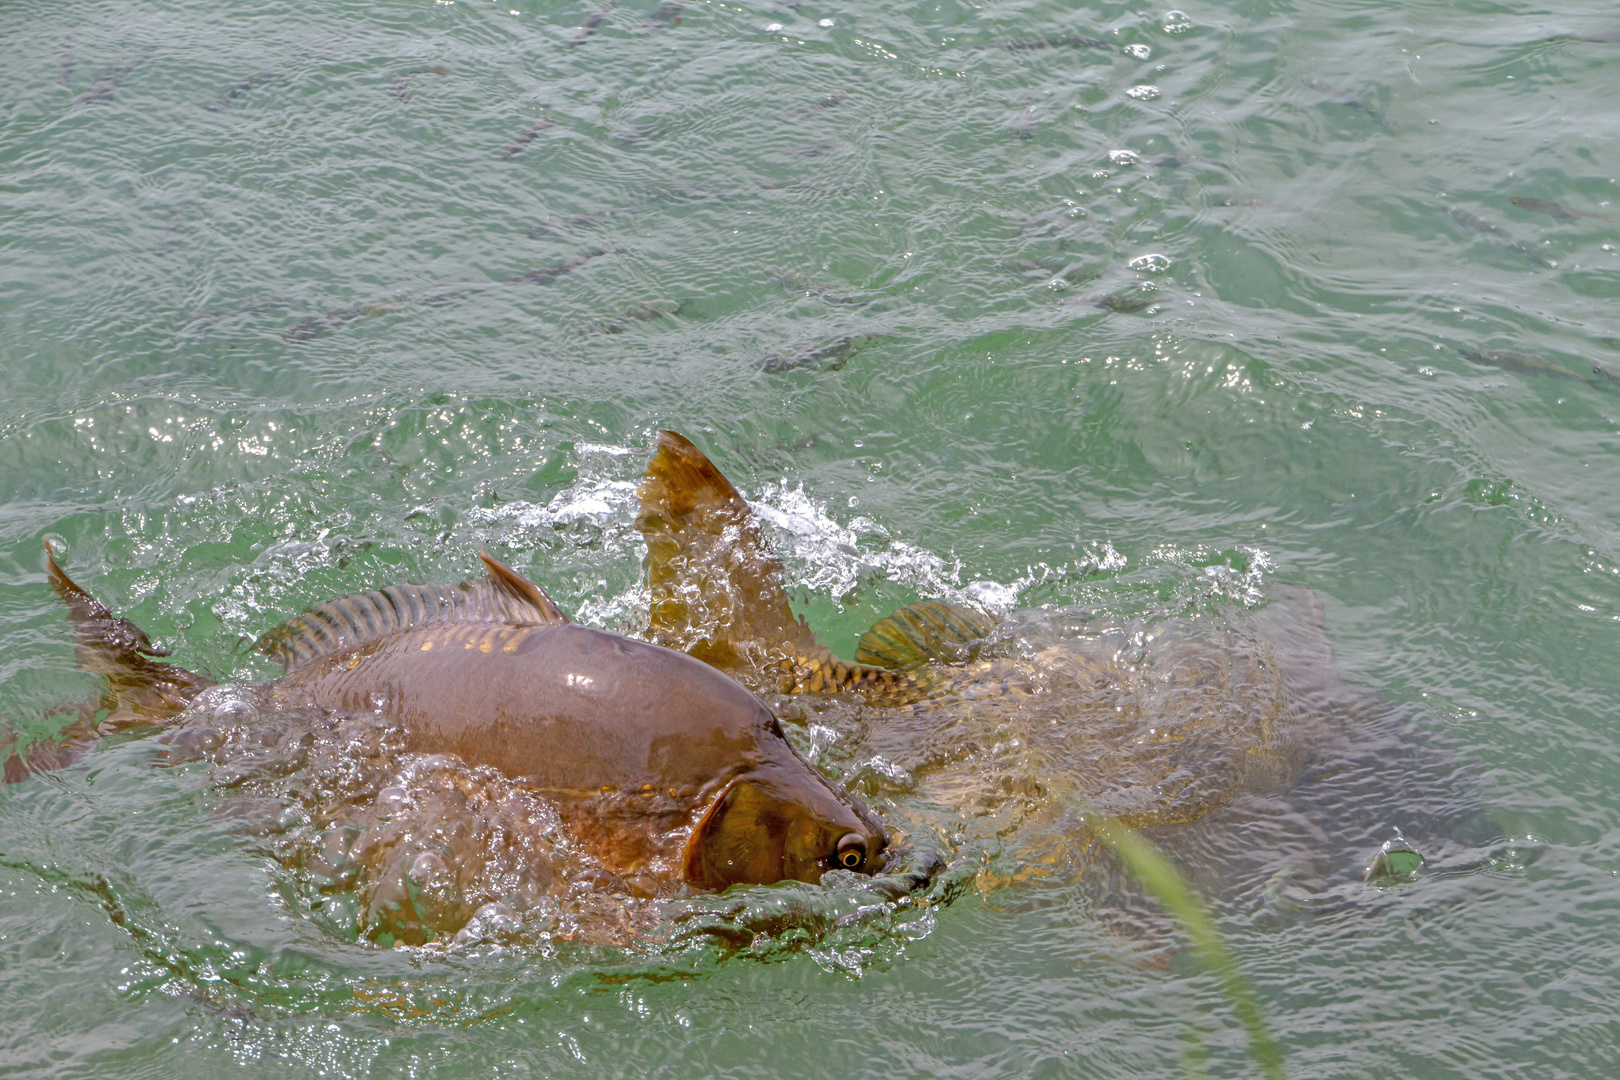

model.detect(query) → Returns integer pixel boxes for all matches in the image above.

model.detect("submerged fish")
[1221,197,1327,227]
[1445,205,1508,238]
[499,117,553,161]
[1459,348,1614,392]
[69,52,148,112]
[637,0,685,29]
[1565,26,1620,43]
[593,299,682,333]
[633,432,1427,905]
[525,211,619,239]
[282,252,608,340]
[28,545,893,943]
[504,247,609,285]
[1444,205,1555,267]
[1066,287,1159,313]
[1302,77,1388,125]
[571,1,615,44]
[977,35,1109,52]
[205,71,287,112]
[760,333,881,374]
[1509,197,1613,223]
[385,67,447,103]
[283,300,402,342]
[764,267,871,306]
[783,92,847,120]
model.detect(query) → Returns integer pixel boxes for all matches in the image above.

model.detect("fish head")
[681,759,889,891]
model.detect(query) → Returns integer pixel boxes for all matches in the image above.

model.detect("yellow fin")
[636,430,822,684]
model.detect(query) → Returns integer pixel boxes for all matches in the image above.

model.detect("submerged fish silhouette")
[1509,197,1613,223]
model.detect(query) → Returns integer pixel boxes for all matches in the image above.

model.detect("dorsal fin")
[478,550,569,623]
[854,600,999,670]
[258,550,568,671]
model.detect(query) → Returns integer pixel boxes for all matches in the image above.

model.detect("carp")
[27,542,892,941]
[634,431,1369,896]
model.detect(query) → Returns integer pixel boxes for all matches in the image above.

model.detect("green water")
[4,0,1620,1075]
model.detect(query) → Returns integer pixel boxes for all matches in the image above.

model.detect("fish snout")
[681,766,892,891]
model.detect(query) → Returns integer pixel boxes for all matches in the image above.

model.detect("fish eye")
[835,833,866,870]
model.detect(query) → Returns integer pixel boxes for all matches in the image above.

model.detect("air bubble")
[1126,85,1161,100]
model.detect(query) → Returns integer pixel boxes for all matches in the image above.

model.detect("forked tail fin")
[635,431,925,702]
[42,542,211,727]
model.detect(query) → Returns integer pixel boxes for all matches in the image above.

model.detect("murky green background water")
[3,0,1619,1075]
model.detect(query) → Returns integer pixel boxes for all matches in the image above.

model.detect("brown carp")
[635,431,1356,898]
[30,543,890,920]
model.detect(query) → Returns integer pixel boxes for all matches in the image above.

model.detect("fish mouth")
[870,843,948,895]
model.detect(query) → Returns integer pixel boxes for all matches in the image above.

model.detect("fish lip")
[875,843,947,888]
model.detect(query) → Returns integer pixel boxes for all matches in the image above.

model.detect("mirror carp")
[34,543,889,902]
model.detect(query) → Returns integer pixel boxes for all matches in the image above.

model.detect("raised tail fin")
[42,542,211,728]
[635,431,923,702]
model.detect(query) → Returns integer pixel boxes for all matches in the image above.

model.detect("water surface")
[3,0,1619,1076]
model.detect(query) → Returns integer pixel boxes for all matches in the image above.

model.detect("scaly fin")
[636,430,926,702]
[31,542,213,751]
[854,600,999,670]
[258,550,569,671]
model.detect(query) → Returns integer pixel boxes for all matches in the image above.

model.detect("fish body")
[1445,206,1556,266]
[980,35,1109,52]
[1303,77,1387,124]
[69,52,147,112]
[1078,288,1157,313]
[760,333,879,374]
[526,211,617,238]
[33,545,891,941]
[1139,153,1221,169]
[638,0,684,28]
[1445,205,1508,238]
[204,72,287,112]
[784,92,847,120]
[1510,196,1613,223]
[765,267,871,306]
[1223,197,1327,227]
[594,300,681,333]
[283,301,400,342]
[570,1,614,44]
[1459,348,1596,386]
[634,432,1341,877]
[505,247,608,285]
[499,117,553,160]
